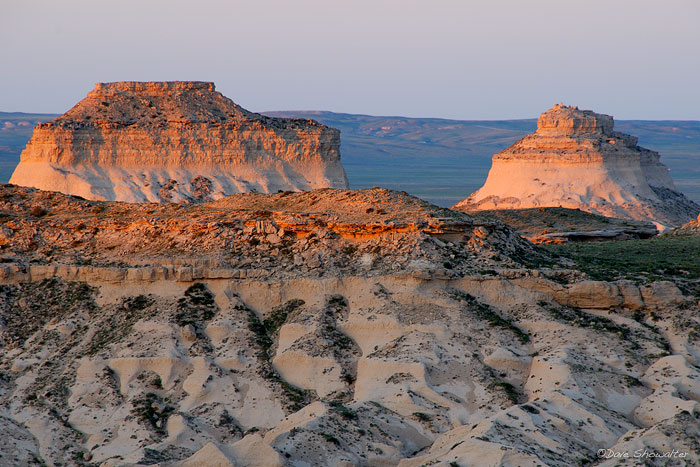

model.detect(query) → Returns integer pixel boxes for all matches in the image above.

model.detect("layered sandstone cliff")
[453,104,700,229]
[9,81,349,202]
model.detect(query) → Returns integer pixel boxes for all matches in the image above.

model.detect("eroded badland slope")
[0,185,699,466]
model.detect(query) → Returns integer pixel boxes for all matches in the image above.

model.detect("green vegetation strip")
[544,235,700,285]
[245,299,309,410]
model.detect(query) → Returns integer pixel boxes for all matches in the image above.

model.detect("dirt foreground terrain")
[0,185,699,466]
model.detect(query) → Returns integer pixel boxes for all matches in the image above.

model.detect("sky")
[1,0,699,120]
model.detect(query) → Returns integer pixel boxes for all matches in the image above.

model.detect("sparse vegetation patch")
[86,294,156,355]
[452,291,530,344]
[174,283,218,327]
[131,392,175,434]
[0,279,97,347]
[244,301,312,411]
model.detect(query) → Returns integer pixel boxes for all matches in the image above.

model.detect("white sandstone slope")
[9,81,349,202]
[453,104,700,230]
[2,266,699,466]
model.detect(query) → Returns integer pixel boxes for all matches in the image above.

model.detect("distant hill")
[2,110,699,207]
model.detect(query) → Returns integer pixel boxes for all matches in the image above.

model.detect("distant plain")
[3,110,699,207]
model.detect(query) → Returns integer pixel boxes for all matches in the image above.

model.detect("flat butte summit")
[454,104,700,230]
[9,81,349,202]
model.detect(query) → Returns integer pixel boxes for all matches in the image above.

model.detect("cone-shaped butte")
[9,81,349,202]
[453,104,700,230]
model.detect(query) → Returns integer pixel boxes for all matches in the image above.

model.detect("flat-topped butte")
[9,81,349,202]
[454,104,700,229]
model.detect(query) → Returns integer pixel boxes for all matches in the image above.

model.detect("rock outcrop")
[453,104,700,230]
[0,184,537,277]
[668,212,700,236]
[467,207,658,244]
[9,81,349,202]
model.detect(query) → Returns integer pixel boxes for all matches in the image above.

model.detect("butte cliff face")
[453,104,700,229]
[9,81,349,202]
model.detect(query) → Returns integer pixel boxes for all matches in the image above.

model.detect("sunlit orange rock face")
[453,104,700,230]
[9,81,349,202]
[0,185,538,278]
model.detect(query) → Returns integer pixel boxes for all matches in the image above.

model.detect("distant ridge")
[2,108,699,206]
[266,110,700,207]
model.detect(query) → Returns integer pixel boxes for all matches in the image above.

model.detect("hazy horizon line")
[3,108,700,124]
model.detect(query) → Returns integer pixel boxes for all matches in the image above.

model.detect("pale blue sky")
[1,0,699,119]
